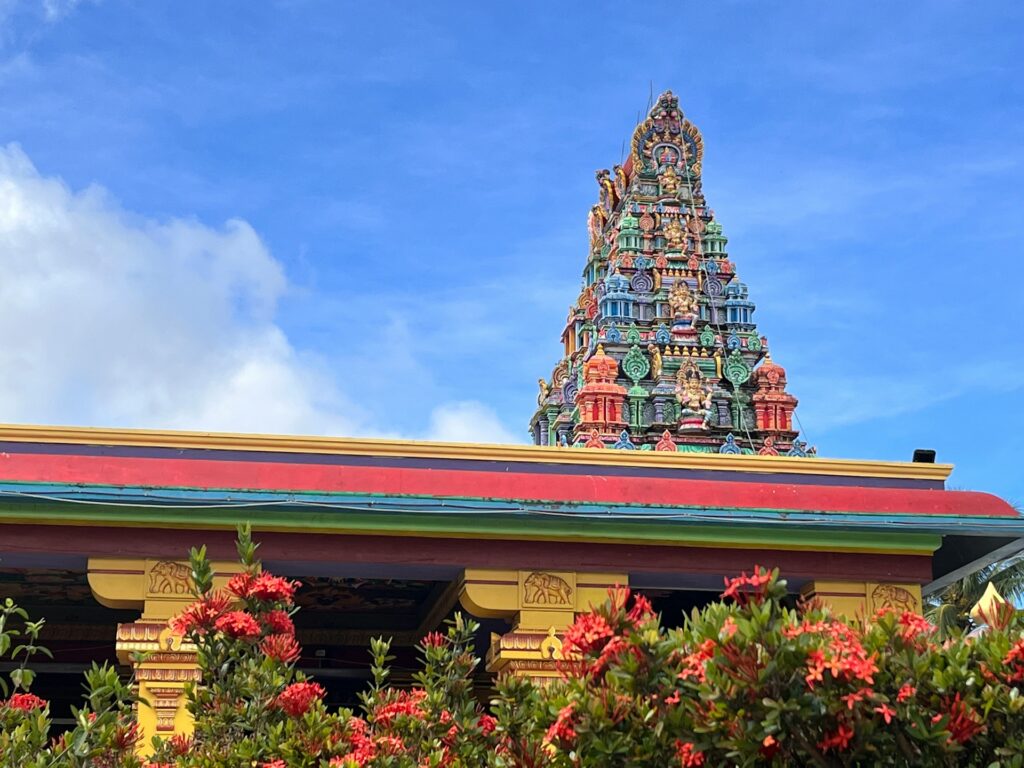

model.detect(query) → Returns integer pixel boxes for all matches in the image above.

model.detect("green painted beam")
[0,501,941,554]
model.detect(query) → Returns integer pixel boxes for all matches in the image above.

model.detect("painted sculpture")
[531,91,811,455]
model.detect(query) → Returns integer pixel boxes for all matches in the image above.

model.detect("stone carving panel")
[868,583,920,614]
[520,571,575,608]
[147,561,192,597]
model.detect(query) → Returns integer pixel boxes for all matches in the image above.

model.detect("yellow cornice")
[0,423,953,481]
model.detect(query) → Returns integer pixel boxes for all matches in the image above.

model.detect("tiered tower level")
[530,92,811,456]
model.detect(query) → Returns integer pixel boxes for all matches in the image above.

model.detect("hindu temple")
[1,92,1021,752]
[531,91,803,457]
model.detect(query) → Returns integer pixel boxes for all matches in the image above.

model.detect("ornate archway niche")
[459,568,627,681]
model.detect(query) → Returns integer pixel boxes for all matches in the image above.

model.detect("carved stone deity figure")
[686,213,706,254]
[663,217,687,250]
[667,280,698,332]
[537,378,550,406]
[647,343,663,381]
[658,164,681,196]
[675,362,712,430]
[595,169,616,212]
[613,164,629,199]
[588,204,606,251]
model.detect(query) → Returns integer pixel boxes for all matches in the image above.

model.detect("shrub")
[5,528,1024,767]
[528,568,1024,766]
[0,597,144,767]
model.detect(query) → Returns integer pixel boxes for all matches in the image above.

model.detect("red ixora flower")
[545,704,578,744]
[371,688,427,726]
[226,572,255,599]
[803,621,878,690]
[261,633,301,663]
[942,693,985,745]
[896,611,935,644]
[818,722,854,753]
[421,631,446,647]
[275,681,325,717]
[227,572,301,603]
[674,740,705,767]
[263,609,295,636]
[562,613,616,657]
[214,610,261,639]
[874,704,896,724]
[627,592,655,624]
[169,591,232,636]
[1003,638,1024,683]
[250,573,301,603]
[678,638,717,684]
[721,566,773,604]
[4,692,47,711]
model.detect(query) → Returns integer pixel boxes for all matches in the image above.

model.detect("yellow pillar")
[460,569,626,682]
[88,558,240,751]
[802,580,923,620]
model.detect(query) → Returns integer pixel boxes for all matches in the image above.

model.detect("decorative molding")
[0,423,953,481]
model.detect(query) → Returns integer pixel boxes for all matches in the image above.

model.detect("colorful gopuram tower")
[531,91,809,456]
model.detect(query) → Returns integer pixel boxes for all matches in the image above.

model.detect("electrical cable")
[793,410,813,453]
[0,487,1005,532]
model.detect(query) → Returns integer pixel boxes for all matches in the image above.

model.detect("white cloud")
[797,361,1024,433]
[424,401,519,444]
[0,143,517,442]
[0,0,88,27]
[41,0,83,21]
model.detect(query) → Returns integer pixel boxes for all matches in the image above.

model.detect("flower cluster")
[213,609,262,639]
[674,739,705,767]
[560,585,654,679]
[369,688,427,727]
[720,565,774,605]
[2,692,47,711]
[533,566,1024,767]
[227,572,301,603]
[9,526,1024,768]
[274,681,325,717]
[545,704,577,745]
[803,621,878,689]
[1003,637,1024,683]
[168,591,232,635]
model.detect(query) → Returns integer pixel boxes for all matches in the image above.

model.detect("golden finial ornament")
[970,581,1007,625]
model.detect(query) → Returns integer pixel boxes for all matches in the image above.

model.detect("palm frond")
[928,551,1024,631]
[927,602,965,640]
[989,556,1024,604]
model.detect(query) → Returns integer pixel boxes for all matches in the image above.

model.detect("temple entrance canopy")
[0,423,1020,660]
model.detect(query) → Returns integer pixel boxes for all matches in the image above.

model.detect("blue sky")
[0,1,1022,502]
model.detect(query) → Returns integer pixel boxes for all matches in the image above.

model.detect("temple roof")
[0,423,1020,595]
